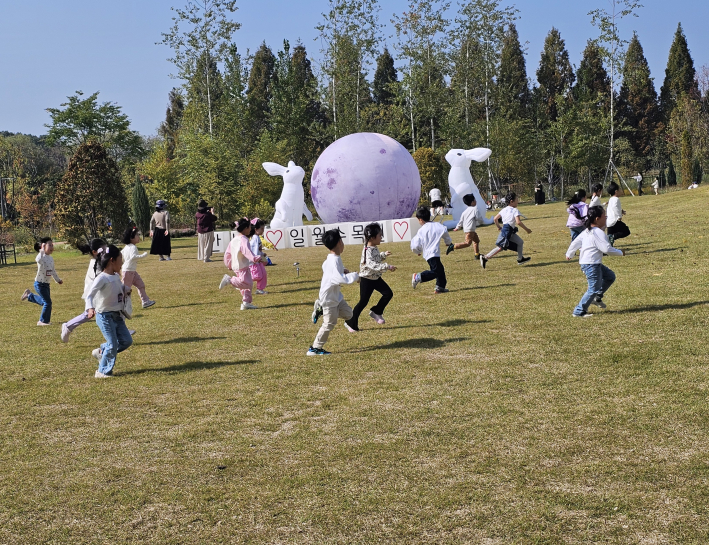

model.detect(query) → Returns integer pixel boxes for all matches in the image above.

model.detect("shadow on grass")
[140,336,227,345]
[456,283,515,292]
[0,262,35,268]
[267,301,313,309]
[524,261,558,268]
[119,359,257,375]
[607,301,709,315]
[383,319,491,330]
[352,337,467,352]
[274,286,320,294]
[161,302,225,309]
[637,247,682,254]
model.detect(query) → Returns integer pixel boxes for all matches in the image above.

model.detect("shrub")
[170,228,196,238]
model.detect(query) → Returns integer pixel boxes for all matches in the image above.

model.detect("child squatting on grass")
[219,218,262,310]
[308,229,360,356]
[344,222,397,331]
[480,192,532,269]
[411,206,453,294]
[85,245,133,378]
[121,226,156,310]
[449,193,483,258]
[21,237,63,326]
[566,205,625,318]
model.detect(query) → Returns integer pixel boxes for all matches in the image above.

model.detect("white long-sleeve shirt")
[410,222,452,260]
[318,254,359,307]
[34,250,61,284]
[85,272,125,313]
[589,195,602,208]
[606,196,622,227]
[455,206,482,232]
[566,227,623,264]
[121,244,148,272]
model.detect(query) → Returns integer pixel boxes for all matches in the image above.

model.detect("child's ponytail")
[585,205,605,231]
[96,245,120,273]
[78,238,106,255]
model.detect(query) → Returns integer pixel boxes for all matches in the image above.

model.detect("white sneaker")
[240,302,259,310]
[165,256,172,261]
[94,370,112,378]
[61,323,71,343]
[37,321,51,326]
[255,289,268,295]
[142,300,156,309]
[21,289,30,301]
[219,274,231,290]
[344,322,358,333]
[369,311,385,325]
[92,348,102,360]
[572,313,594,318]
[412,273,421,289]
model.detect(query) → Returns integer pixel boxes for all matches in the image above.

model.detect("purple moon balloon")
[311,132,421,223]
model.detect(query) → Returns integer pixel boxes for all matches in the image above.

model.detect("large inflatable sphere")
[311,133,421,223]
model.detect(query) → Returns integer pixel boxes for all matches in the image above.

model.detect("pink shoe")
[369,311,385,325]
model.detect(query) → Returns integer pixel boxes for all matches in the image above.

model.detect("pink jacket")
[224,234,261,271]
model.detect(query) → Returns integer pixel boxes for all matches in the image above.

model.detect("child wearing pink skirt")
[219,218,262,310]
[249,218,269,295]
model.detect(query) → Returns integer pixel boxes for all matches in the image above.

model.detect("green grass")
[1,188,709,544]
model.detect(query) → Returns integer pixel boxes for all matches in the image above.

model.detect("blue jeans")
[570,226,585,241]
[574,264,616,315]
[28,281,52,323]
[95,311,133,374]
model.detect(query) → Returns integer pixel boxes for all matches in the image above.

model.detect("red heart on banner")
[265,230,283,247]
[393,221,409,240]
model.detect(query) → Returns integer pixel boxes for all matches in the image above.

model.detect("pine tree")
[617,33,661,166]
[660,23,696,121]
[131,174,151,236]
[536,28,575,123]
[574,40,610,108]
[159,89,185,160]
[667,157,677,186]
[692,157,702,184]
[373,48,397,106]
[246,43,276,138]
[680,130,693,185]
[497,23,529,119]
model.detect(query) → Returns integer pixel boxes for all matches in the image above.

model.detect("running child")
[249,218,269,295]
[21,238,63,326]
[566,206,625,318]
[61,239,106,342]
[450,193,482,257]
[307,229,359,356]
[606,182,630,246]
[589,183,603,208]
[344,222,396,331]
[219,218,262,310]
[410,206,453,294]
[566,189,589,241]
[85,245,133,378]
[480,192,532,269]
[121,226,156,309]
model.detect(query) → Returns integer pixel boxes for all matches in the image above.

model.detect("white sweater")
[121,244,147,272]
[410,222,452,260]
[318,254,359,307]
[455,206,482,232]
[86,272,125,313]
[34,250,61,284]
[566,227,623,264]
[606,196,622,227]
[589,195,602,208]
[81,259,98,309]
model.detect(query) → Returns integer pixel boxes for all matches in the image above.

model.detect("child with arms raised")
[308,229,359,356]
[21,238,63,326]
[345,222,396,331]
[219,218,262,310]
[121,226,156,309]
[480,192,532,269]
[566,206,625,318]
[411,206,453,294]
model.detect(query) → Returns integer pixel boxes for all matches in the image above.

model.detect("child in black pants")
[410,206,453,294]
[345,223,397,331]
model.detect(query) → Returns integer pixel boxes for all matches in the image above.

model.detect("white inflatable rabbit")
[262,161,313,229]
[442,148,494,229]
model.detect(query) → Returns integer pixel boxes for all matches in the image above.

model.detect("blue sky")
[1,0,707,137]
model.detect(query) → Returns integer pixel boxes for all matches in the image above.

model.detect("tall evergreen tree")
[131,174,152,236]
[660,23,696,121]
[574,40,610,108]
[616,33,660,165]
[497,23,529,119]
[372,48,397,106]
[680,129,693,185]
[535,28,575,123]
[159,89,185,160]
[246,43,276,137]
[667,156,677,186]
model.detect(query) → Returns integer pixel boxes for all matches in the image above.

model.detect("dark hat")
[197,199,208,209]
[156,199,167,208]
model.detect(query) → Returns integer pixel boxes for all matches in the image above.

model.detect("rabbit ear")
[262,162,287,176]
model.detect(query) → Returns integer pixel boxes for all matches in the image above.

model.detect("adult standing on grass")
[195,199,218,262]
[150,200,172,261]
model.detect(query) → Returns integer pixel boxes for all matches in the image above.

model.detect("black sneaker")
[434,287,449,294]
[446,243,455,255]
[306,346,331,356]
[480,255,488,269]
[517,256,531,264]
[591,296,607,309]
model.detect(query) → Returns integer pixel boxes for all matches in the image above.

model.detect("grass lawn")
[1,188,708,544]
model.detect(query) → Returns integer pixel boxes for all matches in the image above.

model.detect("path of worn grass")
[1,188,708,544]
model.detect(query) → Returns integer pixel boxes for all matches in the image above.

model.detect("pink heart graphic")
[393,221,409,240]
[265,230,283,247]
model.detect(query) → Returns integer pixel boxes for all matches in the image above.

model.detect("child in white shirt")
[308,229,359,356]
[589,183,603,208]
[411,206,453,294]
[605,182,630,246]
[121,226,155,309]
[21,237,63,326]
[566,206,625,317]
[451,193,482,257]
[480,192,532,269]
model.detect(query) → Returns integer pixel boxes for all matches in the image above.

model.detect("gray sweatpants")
[313,299,353,349]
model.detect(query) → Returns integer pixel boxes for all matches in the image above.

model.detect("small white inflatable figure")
[443,148,494,229]
[262,161,313,228]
